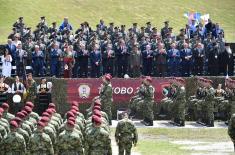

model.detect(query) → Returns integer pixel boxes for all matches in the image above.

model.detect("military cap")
[92,115,102,124]
[71,106,78,111]
[24,106,32,113]
[37,121,45,127]
[146,22,151,25]
[52,22,56,25]
[70,109,77,116]
[50,108,56,113]
[10,121,19,128]
[109,22,114,25]
[93,110,102,117]
[66,120,75,127]
[180,28,185,32]
[152,27,157,31]
[114,26,119,30]
[133,23,137,26]
[67,111,75,118]
[19,17,23,20]
[42,112,50,117]
[40,116,50,123]
[1,103,9,110]
[104,73,112,81]
[13,117,22,123]
[94,100,101,106]
[121,25,125,27]
[145,76,152,83]
[164,21,169,24]
[27,27,31,30]
[71,101,79,107]
[93,105,101,111]
[21,110,28,116]
[25,102,34,108]
[16,112,25,118]
[48,103,56,108]
[40,16,45,19]
[68,117,76,123]
[141,27,145,30]
[46,109,53,115]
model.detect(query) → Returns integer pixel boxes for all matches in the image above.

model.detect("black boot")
[179,120,185,127]
[148,119,153,126]
[206,120,214,127]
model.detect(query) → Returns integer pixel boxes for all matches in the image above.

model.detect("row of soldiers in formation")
[128,76,235,127]
[0,99,138,155]
[4,16,232,78]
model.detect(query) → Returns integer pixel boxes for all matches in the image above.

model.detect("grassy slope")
[0,0,235,44]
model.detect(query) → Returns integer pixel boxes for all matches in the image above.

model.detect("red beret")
[94,100,101,106]
[145,76,152,82]
[68,117,76,123]
[25,102,34,108]
[92,115,102,124]
[67,111,75,118]
[40,116,50,123]
[24,106,32,113]
[93,110,102,117]
[16,112,25,118]
[37,121,45,127]
[50,108,56,113]
[104,74,112,81]
[0,107,4,113]
[21,110,28,116]
[1,103,9,109]
[71,106,78,111]
[42,112,50,117]
[13,117,22,123]
[48,103,56,108]
[71,101,78,107]
[93,105,101,111]
[70,109,77,115]
[46,109,53,115]
[10,120,19,128]
[66,120,75,127]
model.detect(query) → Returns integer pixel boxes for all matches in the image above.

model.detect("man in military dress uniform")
[25,73,37,103]
[228,114,235,152]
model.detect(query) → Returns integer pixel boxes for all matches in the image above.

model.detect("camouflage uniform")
[16,127,30,147]
[56,128,84,155]
[2,130,26,155]
[195,87,207,122]
[141,83,155,125]
[228,114,235,152]
[85,125,112,155]
[172,85,186,126]
[28,129,54,155]
[100,81,113,125]
[204,87,215,127]
[0,118,10,133]
[115,116,138,155]
[25,79,37,102]
[3,111,15,122]
[43,125,57,145]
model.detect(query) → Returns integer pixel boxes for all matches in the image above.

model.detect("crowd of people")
[1,16,233,78]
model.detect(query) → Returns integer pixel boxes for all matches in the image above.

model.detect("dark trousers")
[104,60,114,76]
[117,58,128,77]
[181,61,192,77]
[34,65,44,77]
[143,62,152,76]
[156,64,167,77]
[194,58,203,75]
[50,63,59,77]
[16,62,24,76]
[91,65,100,78]
[78,63,88,78]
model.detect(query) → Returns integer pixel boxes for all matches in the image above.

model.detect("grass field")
[0,0,235,44]
[132,128,231,155]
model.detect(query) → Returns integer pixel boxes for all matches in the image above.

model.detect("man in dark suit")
[142,44,153,76]
[76,43,89,78]
[180,43,192,76]
[115,39,130,77]
[102,44,115,76]
[193,43,205,75]
[5,39,16,65]
[154,43,167,77]
[167,43,181,76]
[90,45,102,78]
[15,43,27,76]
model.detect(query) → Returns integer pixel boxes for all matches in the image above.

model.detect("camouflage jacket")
[100,82,113,102]
[3,112,15,122]
[115,118,138,144]
[28,130,54,155]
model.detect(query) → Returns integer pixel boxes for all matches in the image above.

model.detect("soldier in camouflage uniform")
[100,74,113,125]
[170,78,186,126]
[2,120,26,155]
[85,115,112,155]
[25,73,37,103]
[204,80,215,127]
[0,107,10,133]
[28,121,54,155]
[228,114,235,152]
[56,119,84,155]
[141,76,155,126]
[129,81,145,118]
[1,103,15,122]
[115,112,138,155]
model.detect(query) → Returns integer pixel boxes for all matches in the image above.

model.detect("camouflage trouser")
[171,99,186,122]
[205,101,215,123]
[129,97,143,112]
[118,141,132,155]
[101,100,112,124]
[220,100,235,121]
[142,100,154,121]
[158,98,173,115]
[195,100,205,121]
[214,97,224,113]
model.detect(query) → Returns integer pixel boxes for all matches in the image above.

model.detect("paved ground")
[111,120,228,128]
